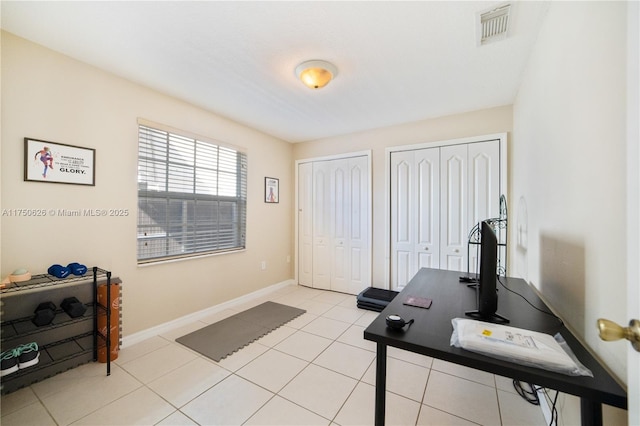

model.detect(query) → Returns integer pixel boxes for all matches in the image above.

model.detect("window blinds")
[137,124,247,263]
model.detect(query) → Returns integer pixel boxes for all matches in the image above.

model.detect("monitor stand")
[464,310,510,324]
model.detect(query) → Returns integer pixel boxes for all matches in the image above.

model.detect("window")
[137,122,247,263]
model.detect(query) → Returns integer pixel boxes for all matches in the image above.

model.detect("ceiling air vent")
[478,3,511,45]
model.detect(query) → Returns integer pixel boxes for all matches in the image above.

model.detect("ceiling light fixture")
[295,60,338,89]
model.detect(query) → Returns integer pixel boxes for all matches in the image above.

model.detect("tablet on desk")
[403,296,433,309]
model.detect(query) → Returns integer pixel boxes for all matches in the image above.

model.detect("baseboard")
[121,279,296,348]
[537,386,554,425]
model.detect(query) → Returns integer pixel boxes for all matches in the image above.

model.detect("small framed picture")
[265,177,279,203]
[25,138,96,186]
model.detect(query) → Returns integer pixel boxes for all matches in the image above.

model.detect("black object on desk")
[363,268,627,426]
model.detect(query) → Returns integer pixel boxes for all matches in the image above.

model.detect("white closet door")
[467,140,501,270]
[330,158,350,292]
[390,148,439,290]
[345,156,369,294]
[440,144,468,271]
[312,161,331,290]
[298,162,314,286]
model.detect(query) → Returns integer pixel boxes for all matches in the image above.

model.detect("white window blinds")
[137,123,247,263]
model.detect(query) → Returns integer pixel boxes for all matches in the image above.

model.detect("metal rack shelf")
[467,195,508,276]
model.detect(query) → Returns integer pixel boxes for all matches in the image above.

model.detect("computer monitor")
[465,220,509,324]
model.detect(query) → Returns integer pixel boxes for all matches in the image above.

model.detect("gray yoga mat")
[175,301,306,362]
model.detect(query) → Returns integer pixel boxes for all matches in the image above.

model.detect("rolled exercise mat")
[97,283,120,363]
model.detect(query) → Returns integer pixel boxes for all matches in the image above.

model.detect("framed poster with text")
[25,138,95,186]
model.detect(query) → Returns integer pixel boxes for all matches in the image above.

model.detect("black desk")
[363,268,627,426]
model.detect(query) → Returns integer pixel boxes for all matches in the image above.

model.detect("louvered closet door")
[298,162,313,286]
[330,156,370,294]
[390,148,440,291]
[312,161,331,290]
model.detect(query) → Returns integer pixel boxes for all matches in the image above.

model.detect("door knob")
[597,318,640,352]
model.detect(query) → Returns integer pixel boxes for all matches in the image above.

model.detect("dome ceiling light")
[295,60,338,89]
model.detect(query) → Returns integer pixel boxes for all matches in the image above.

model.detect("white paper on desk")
[450,318,593,377]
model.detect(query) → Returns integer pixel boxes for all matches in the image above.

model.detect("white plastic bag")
[450,318,592,377]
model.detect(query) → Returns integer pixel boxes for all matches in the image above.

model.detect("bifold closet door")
[390,148,440,290]
[329,156,370,294]
[298,162,313,287]
[298,156,371,294]
[440,144,468,271]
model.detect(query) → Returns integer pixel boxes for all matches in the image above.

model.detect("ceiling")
[1,1,550,143]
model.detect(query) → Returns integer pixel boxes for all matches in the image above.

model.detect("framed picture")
[265,177,279,203]
[24,138,96,186]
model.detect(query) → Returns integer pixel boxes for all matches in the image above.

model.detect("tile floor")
[1,284,547,425]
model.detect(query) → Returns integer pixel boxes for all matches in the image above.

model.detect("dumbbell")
[61,297,87,318]
[33,302,56,326]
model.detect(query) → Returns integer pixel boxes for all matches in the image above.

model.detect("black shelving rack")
[466,195,508,277]
[1,267,119,394]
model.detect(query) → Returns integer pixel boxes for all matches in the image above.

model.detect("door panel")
[298,162,314,286]
[312,162,331,290]
[440,145,467,272]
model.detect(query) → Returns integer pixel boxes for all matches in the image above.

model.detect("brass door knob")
[597,318,640,352]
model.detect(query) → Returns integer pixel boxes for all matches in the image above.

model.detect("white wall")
[293,105,513,288]
[1,32,294,335]
[511,2,628,424]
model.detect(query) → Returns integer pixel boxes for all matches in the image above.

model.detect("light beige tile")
[119,343,198,384]
[312,291,352,305]
[431,359,495,387]
[0,400,56,426]
[388,346,433,368]
[279,364,357,420]
[256,324,297,347]
[237,349,308,392]
[313,341,375,380]
[423,370,500,425]
[285,312,318,329]
[495,374,519,394]
[215,341,269,372]
[498,389,546,425]
[362,356,429,402]
[274,330,332,361]
[155,410,198,425]
[31,361,121,400]
[147,357,230,407]
[116,335,171,365]
[322,305,364,324]
[337,324,377,352]
[302,316,350,340]
[36,364,142,425]
[354,310,380,327]
[73,386,174,425]
[298,299,335,316]
[0,386,39,416]
[245,395,330,425]
[334,381,421,426]
[416,405,478,425]
[181,375,273,425]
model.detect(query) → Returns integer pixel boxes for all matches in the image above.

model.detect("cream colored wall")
[293,105,513,288]
[511,2,628,424]
[1,32,294,335]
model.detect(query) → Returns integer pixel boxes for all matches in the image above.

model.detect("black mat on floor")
[175,301,306,362]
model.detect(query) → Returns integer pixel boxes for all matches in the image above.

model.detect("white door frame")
[626,2,639,424]
[384,133,508,290]
[294,150,373,289]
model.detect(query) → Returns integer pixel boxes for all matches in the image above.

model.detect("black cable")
[497,276,564,327]
[512,380,539,405]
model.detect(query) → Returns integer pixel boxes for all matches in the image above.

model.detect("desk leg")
[375,343,387,426]
[580,399,602,426]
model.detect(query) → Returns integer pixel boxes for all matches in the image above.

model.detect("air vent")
[478,3,511,45]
